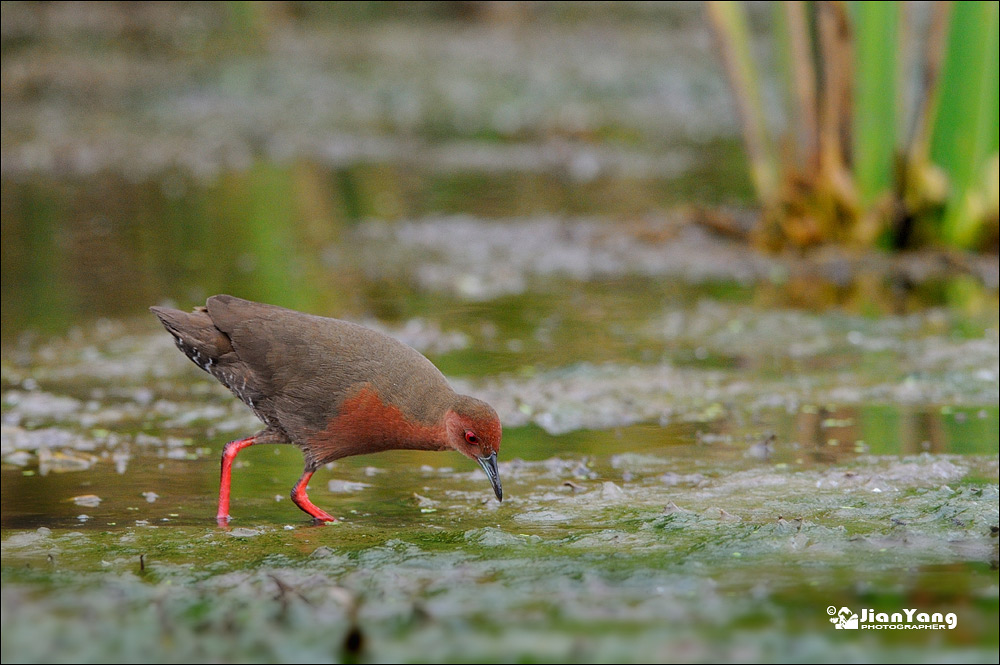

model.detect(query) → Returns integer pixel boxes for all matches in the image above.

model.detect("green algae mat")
[3,275,997,662]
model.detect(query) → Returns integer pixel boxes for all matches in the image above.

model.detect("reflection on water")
[3,158,996,339]
[2,404,996,531]
[1,157,743,336]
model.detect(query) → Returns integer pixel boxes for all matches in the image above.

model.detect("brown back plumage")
[151,295,460,448]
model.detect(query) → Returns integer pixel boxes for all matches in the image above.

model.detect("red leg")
[217,436,256,524]
[291,469,337,523]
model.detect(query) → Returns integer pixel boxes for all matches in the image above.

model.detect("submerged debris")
[599,481,626,500]
[70,495,102,508]
[327,480,373,494]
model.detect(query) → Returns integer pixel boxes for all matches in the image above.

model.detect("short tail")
[151,305,234,372]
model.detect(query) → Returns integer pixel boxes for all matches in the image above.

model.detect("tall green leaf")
[931,1,1000,246]
[853,2,899,207]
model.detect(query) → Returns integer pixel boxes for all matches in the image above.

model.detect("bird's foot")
[292,469,337,524]
[308,509,338,524]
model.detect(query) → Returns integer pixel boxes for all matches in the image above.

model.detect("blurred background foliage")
[708,1,998,251]
[1,1,997,338]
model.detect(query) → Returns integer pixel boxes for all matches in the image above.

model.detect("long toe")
[303,507,337,524]
[291,469,338,523]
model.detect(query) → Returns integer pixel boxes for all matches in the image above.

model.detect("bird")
[150,295,502,524]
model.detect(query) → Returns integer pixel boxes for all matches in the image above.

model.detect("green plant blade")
[931,1,1000,247]
[853,1,899,207]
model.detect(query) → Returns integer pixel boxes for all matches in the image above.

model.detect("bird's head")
[446,395,503,502]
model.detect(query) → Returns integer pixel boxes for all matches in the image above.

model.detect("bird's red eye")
[465,431,479,444]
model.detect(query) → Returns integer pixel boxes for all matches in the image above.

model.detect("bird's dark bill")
[477,453,502,502]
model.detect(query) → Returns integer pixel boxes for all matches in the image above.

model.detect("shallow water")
[3,176,998,663]
[3,276,998,662]
[3,4,999,662]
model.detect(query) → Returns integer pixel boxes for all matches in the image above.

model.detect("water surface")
[2,4,998,662]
